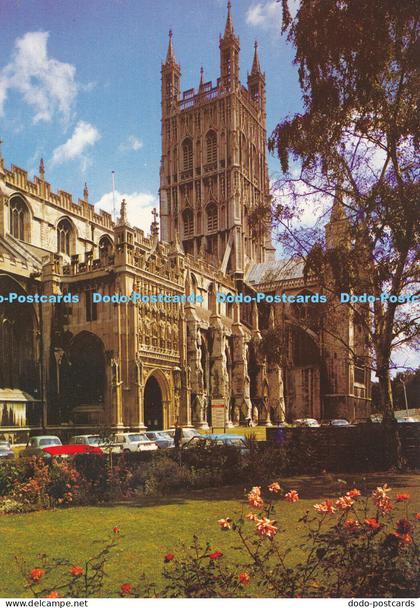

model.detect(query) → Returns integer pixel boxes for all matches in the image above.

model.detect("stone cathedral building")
[0,4,370,441]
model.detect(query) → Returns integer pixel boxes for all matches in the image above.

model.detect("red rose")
[164,553,175,562]
[239,572,250,584]
[120,583,133,595]
[70,566,83,577]
[30,568,45,582]
[209,550,222,559]
[113,527,120,534]
[364,518,381,530]
[395,493,410,502]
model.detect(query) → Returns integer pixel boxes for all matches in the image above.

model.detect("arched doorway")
[144,375,163,430]
[60,331,105,424]
[285,323,321,421]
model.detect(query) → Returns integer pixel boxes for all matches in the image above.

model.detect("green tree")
[266,0,419,462]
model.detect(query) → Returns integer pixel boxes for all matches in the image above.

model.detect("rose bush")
[18,481,419,598]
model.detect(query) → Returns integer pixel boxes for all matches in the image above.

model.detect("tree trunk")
[377,359,405,470]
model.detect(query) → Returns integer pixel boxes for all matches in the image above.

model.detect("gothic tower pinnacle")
[161,30,181,117]
[165,29,176,65]
[220,1,240,90]
[248,40,265,108]
[251,40,261,74]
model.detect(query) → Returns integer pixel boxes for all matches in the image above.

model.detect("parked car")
[370,414,418,424]
[20,435,62,458]
[0,440,14,459]
[293,418,321,428]
[183,433,249,455]
[167,427,201,447]
[145,431,174,449]
[326,419,354,427]
[111,432,158,453]
[69,434,119,453]
[69,434,104,446]
[42,444,103,458]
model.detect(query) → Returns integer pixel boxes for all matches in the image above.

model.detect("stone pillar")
[267,364,286,423]
[134,356,146,430]
[231,305,252,425]
[209,312,231,426]
[41,254,62,428]
[111,358,124,428]
[185,305,208,428]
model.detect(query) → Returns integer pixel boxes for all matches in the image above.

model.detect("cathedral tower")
[159,2,275,279]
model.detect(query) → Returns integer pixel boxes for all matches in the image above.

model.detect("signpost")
[211,399,225,432]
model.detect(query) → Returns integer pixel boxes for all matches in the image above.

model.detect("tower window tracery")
[206,130,217,164]
[182,138,193,171]
[206,203,218,232]
[183,209,194,238]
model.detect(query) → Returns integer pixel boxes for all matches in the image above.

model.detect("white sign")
[211,399,225,427]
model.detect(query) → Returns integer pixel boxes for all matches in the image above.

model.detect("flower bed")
[18,482,419,598]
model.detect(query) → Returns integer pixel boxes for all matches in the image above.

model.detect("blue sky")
[0,0,300,231]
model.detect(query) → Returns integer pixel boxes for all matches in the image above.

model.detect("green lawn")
[0,472,418,597]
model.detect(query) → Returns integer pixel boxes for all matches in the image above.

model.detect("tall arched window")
[206,130,217,164]
[9,196,28,241]
[183,209,194,238]
[182,138,193,171]
[99,235,113,258]
[57,218,73,256]
[206,203,218,232]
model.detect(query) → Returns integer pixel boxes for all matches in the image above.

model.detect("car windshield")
[332,420,348,425]
[227,438,246,447]
[184,429,199,439]
[127,434,149,442]
[87,436,101,444]
[39,438,61,446]
[156,432,171,439]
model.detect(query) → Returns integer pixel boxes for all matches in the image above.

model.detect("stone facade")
[0,4,371,441]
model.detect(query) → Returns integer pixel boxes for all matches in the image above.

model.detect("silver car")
[0,440,14,459]
[19,435,62,458]
[167,428,201,446]
[145,431,174,449]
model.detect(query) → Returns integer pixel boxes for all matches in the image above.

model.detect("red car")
[42,444,103,457]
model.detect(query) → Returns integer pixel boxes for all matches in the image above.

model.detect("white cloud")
[51,121,101,167]
[246,1,298,31]
[0,31,78,123]
[246,1,282,29]
[119,135,143,152]
[96,190,158,234]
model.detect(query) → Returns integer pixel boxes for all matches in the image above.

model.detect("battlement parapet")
[3,162,113,229]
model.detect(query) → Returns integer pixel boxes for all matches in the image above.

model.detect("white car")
[69,434,103,446]
[112,432,158,453]
[19,435,62,458]
[293,418,321,428]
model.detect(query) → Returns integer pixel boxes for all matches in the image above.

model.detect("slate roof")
[247,258,305,286]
